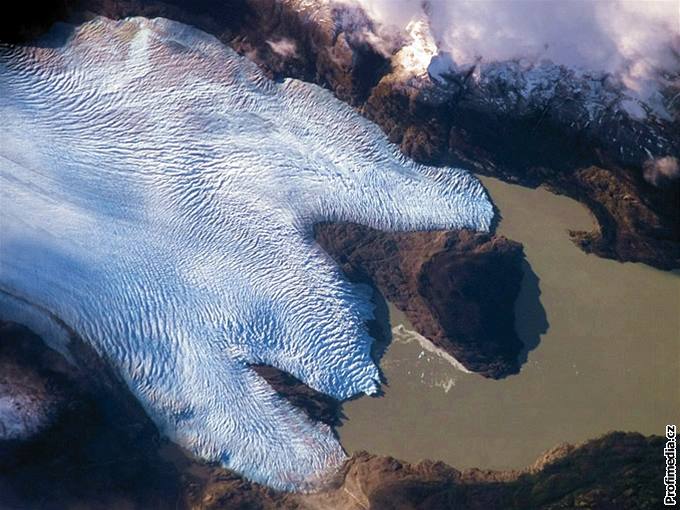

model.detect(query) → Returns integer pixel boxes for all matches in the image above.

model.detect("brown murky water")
[338,176,680,470]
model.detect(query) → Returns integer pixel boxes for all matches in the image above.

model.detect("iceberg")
[0,17,493,490]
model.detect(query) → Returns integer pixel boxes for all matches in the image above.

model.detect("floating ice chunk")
[0,16,493,490]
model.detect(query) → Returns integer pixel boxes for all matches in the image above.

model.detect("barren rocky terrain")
[0,322,665,509]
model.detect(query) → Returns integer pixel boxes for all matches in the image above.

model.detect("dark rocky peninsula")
[315,224,525,378]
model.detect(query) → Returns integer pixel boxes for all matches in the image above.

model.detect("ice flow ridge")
[0,16,493,490]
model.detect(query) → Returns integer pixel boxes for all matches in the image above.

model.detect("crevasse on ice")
[0,17,493,490]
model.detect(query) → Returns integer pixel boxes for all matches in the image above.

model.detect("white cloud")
[266,37,299,58]
[336,0,680,101]
[643,156,680,186]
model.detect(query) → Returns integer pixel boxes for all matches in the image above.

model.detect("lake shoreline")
[339,175,679,471]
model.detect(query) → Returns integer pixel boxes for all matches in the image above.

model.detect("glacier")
[0,16,493,490]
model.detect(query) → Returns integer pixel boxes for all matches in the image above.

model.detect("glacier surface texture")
[0,17,493,490]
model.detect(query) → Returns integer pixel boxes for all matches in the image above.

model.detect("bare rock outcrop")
[0,324,664,509]
[314,224,526,378]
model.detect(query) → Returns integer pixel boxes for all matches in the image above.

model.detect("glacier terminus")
[0,16,493,490]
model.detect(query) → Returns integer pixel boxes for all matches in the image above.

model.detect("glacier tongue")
[0,16,493,490]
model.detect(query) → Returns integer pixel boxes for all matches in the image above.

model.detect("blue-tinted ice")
[0,17,493,490]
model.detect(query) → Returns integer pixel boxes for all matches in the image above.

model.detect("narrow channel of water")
[338,176,680,470]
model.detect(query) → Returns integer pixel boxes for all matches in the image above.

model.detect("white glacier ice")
[0,17,493,490]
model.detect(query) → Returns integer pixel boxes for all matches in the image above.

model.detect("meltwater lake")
[339,176,680,470]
